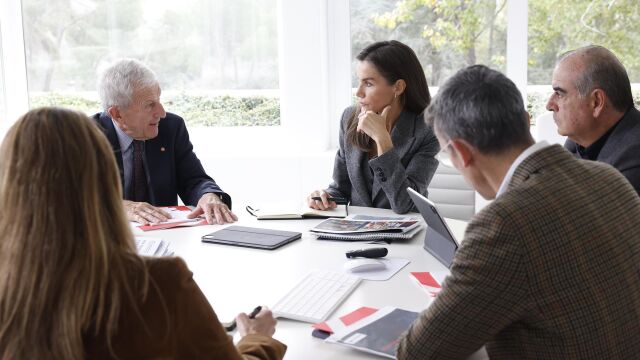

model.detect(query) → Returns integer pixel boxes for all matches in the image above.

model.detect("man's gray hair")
[97,58,159,111]
[425,65,533,154]
[558,45,633,112]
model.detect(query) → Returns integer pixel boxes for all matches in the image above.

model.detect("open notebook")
[246,203,348,220]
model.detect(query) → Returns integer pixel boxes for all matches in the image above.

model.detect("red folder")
[137,206,207,231]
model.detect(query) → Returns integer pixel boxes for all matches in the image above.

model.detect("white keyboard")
[272,269,362,323]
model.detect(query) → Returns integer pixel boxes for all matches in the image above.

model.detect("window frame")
[0,0,29,125]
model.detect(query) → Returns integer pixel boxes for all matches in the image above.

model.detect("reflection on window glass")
[528,0,640,118]
[350,0,507,87]
[21,0,280,126]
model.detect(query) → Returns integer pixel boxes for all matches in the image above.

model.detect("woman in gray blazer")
[307,40,439,214]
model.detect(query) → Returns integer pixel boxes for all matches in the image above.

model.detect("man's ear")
[591,89,606,118]
[450,139,474,168]
[107,106,123,124]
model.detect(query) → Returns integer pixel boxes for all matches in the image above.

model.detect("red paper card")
[313,306,378,334]
[410,272,441,288]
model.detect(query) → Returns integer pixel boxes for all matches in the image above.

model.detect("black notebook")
[201,225,301,250]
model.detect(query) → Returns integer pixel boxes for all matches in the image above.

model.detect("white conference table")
[133,205,487,359]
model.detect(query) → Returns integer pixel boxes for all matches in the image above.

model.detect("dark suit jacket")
[565,106,640,195]
[84,257,286,359]
[94,112,231,208]
[398,145,640,359]
[327,106,439,214]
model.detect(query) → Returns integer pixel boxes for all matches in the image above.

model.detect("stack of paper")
[310,215,422,241]
[135,236,173,257]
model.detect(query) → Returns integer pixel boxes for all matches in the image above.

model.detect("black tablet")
[201,225,301,250]
[407,188,459,268]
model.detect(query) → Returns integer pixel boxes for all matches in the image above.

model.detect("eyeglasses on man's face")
[436,141,454,167]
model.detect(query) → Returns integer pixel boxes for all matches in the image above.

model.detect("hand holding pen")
[307,190,348,211]
[234,306,278,337]
[224,306,261,332]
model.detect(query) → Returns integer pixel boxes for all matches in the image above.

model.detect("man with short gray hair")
[94,58,237,225]
[546,45,640,194]
[397,65,640,359]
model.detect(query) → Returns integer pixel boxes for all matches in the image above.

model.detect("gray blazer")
[326,106,439,213]
[565,106,640,195]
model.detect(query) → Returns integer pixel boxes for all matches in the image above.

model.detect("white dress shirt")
[496,141,550,197]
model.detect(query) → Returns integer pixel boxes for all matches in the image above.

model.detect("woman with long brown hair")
[0,107,285,359]
[307,40,439,214]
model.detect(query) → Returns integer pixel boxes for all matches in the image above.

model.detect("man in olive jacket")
[398,65,640,359]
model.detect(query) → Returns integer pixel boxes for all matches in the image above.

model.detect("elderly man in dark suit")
[94,58,237,225]
[397,65,640,359]
[546,45,640,195]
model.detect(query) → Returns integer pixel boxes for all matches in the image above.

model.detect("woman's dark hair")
[347,40,431,151]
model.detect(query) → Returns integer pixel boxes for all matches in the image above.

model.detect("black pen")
[224,306,263,332]
[248,305,262,319]
[312,196,348,205]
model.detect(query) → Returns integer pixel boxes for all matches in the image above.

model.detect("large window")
[350,0,507,87]
[8,1,640,136]
[21,0,279,127]
[0,35,5,123]
[527,0,640,119]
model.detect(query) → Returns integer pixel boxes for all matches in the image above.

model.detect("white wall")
[197,148,336,210]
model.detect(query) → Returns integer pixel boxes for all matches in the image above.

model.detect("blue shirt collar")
[111,119,134,152]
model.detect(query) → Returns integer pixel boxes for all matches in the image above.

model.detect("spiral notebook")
[313,225,421,241]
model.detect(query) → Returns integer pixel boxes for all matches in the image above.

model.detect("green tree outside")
[351,0,640,119]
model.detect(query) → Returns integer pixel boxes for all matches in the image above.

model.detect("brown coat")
[84,257,286,359]
[398,145,640,359]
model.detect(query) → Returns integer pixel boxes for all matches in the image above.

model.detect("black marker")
[224,305,263,332]
[248,305,262,319]
[346,247,388,259]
